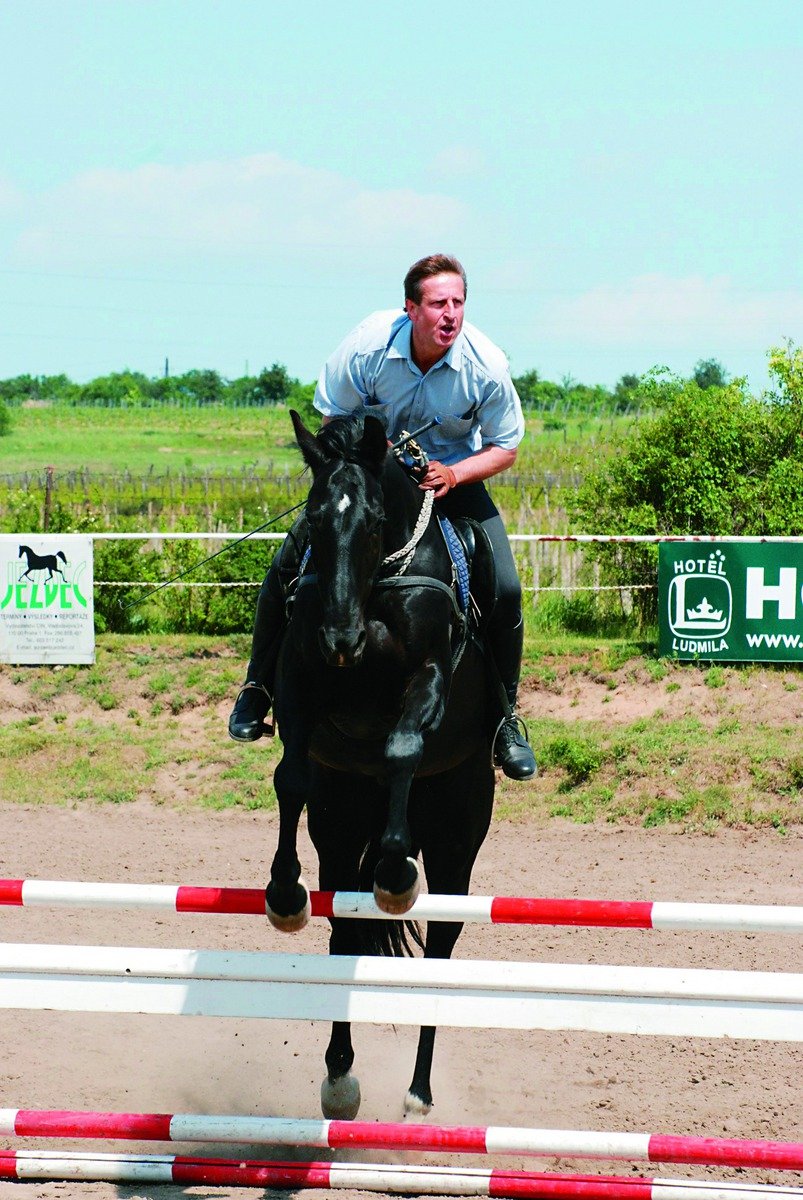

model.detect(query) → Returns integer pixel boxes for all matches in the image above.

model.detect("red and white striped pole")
[2,1109,802,1170]
[1,1152,802,1198]
[2,879,801,933]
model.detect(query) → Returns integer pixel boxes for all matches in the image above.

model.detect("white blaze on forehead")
[336,492,352,513]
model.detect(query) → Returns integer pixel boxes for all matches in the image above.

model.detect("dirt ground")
[0,802,800,1200]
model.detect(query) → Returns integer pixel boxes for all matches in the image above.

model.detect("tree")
[570,363,803,623]
[286,380,318,427]
[693,358,728,390]
[512,370,567,411]
[0,397,10,435]
[613,373,640,412]
[511,369,541,407]
[767,340,803,408]
[254,362,293,405]
[77,371,150,407]
[176,369,224,406]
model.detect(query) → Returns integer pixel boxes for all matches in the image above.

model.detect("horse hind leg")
[322,1019,360,1120]
[403,919,465,1116]
[308,773,384,1120]
[403,752,495,1116]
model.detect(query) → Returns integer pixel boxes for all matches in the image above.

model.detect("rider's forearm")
[450,445,517,486]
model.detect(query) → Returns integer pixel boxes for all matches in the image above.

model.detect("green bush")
[570,344,803,624]
[531,591,632,637]
[92,534,277,634]
[542,734,603,787]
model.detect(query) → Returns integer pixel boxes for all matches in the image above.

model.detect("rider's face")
[405,273,465,368]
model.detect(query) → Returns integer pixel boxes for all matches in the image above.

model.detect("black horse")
[18,545,67,581]
[266,410,495,1119]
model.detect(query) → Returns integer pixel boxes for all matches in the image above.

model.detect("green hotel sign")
[659,542,803,662]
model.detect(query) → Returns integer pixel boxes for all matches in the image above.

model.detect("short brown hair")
[404,254,467,305]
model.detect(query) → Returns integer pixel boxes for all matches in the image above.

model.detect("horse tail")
[354,840,424,958]
[57,551,67,563]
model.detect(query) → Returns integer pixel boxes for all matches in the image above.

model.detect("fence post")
[43,466,55,532]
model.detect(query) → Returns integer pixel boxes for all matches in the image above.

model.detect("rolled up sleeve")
[478,376,525,451]
[314,338,370,419]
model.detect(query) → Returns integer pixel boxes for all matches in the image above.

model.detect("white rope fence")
[91,533,802,594]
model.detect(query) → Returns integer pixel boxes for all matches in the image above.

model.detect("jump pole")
[3,1109,803,1171]
[2,1152,802,1198]
[1,942,801,1040]
[2,878,802,933]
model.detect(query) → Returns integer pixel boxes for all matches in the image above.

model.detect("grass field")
[2,633,800,831]
[1,402,638,551]
[1,405,304,476]
[1,402,630,478]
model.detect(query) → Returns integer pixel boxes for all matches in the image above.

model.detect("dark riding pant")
[435,482,523,710]
[244,516,307,693]
[244,482,524,711]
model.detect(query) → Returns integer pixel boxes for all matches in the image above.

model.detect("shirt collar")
[389,316,464,373]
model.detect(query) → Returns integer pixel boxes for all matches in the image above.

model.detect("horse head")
[291,410,388,668]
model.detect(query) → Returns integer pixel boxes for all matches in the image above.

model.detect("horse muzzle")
[318,624,367,668]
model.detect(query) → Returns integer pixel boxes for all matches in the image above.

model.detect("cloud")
[538,274,803,349]
[427,145,487,180]
[0,176,24,219]
[10,153,471,268]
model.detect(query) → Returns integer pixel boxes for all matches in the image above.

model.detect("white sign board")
[0,535,95,664]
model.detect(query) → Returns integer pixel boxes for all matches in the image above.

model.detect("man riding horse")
[228,253,537,781]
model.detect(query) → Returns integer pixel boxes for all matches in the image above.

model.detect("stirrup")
[235,681,275,738]
[490,712,530,767]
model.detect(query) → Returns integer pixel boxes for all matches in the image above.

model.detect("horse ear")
[290,409,328,475]
[360,414,389,473]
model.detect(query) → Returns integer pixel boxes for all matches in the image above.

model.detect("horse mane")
[316,413,388,474]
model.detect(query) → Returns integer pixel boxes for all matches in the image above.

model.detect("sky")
[1,0,800,393]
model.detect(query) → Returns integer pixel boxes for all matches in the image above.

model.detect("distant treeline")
[0,358,731,423]
[0,364,317,414]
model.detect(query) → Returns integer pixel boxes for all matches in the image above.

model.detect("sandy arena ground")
[0,804,800,1199]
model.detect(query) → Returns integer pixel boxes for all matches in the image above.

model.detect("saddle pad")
[437,515,470,614]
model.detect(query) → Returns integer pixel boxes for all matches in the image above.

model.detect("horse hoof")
[403,1089,432,1118]
[373,857,420,915]
[321,1072,361,1120]
[265,878,311,932]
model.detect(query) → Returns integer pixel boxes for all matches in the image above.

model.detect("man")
[228,253,536,780]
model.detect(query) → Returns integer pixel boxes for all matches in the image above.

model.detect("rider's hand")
[419,461,457,499]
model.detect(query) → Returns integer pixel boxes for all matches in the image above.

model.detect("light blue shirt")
[313,309,525,466]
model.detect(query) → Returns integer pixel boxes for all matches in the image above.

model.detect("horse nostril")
[319,625,366,666]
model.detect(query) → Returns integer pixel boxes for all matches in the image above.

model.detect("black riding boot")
[486,615,537,781]
[228,519,305,743]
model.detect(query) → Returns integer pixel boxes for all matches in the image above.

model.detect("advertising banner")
[0,535,95,664]
[659,541,803,663]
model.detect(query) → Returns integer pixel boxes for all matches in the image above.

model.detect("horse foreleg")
[265,751,311,931]
[374,662,446,914]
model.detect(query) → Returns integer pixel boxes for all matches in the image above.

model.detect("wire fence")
[89,533,803,598]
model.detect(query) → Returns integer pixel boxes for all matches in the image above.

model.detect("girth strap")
[374,573,465,623]
[293,572,468,670]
